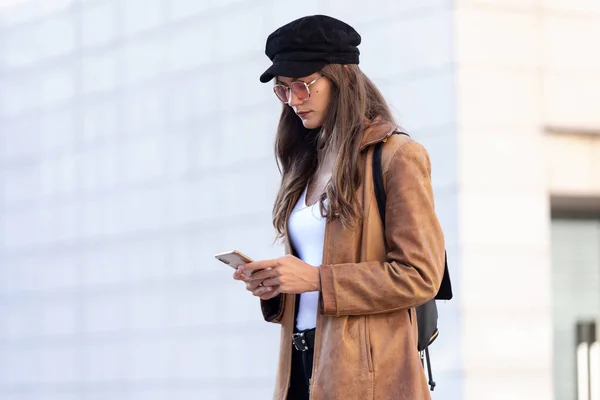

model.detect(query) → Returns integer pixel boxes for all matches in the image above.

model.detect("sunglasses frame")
[273,75,323,104]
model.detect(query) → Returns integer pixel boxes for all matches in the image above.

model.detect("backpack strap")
[372,133,452,301]
[372,131,409,225]
[372,139,387,224]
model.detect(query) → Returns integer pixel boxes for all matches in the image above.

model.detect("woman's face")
[276,72,332,129]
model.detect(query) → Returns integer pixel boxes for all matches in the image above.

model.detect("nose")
[288,89,304,107]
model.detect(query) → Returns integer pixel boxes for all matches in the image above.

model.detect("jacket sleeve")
[260,294,286,323]
[319,141,445,316]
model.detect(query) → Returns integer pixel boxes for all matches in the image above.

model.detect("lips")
[297,111,311,118]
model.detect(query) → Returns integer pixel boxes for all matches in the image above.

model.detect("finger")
[251,285,274,297]
[248,268,277,282]
[260,287,281,300]
[261,277,280,287]
[246,280,262,291]
[233,270,250,282]
[251,287,269,297]
[242,259,279,272]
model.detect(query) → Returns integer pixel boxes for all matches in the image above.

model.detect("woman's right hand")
[233,269,279,300]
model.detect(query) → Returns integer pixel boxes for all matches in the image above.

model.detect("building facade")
[0,0,599,399]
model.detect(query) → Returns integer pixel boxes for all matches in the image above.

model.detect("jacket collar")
[358,117,398,151]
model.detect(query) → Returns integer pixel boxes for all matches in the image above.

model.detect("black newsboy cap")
[259,15,361,83]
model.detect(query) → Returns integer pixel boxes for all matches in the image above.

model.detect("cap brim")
[259,60,327,83]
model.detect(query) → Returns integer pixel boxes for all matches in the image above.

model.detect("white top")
[287,186,327,331]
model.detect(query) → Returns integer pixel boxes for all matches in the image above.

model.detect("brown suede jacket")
[261,121,446,400]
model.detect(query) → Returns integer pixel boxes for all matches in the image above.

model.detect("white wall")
[454,1,554,399]
[0,1,459,399]
[454,0,600,399]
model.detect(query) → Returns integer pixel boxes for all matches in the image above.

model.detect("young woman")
[233,15,446,400]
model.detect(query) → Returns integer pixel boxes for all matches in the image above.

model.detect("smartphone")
[215,250,254,276]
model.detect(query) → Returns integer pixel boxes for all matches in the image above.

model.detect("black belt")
[292,328,316,352]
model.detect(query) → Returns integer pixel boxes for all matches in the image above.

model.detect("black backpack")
[372,132,453,391]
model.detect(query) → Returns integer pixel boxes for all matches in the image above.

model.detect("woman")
[233,15,445,400]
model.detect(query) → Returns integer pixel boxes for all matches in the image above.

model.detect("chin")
[301,117,322,129]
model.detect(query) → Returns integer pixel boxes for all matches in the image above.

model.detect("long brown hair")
[272,64,396,238]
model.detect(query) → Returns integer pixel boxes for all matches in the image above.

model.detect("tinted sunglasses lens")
[290,82,309,100]
[273,85,289,103]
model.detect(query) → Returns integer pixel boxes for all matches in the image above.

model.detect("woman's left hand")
[238,255,321,299]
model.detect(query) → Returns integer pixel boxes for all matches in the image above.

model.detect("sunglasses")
[273,75,323,104]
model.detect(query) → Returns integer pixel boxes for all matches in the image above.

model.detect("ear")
[342,64,353,83]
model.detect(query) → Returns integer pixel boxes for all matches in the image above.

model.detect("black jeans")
[287,346,314,400]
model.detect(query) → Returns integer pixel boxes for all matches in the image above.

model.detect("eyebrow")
[276,78,308,86]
